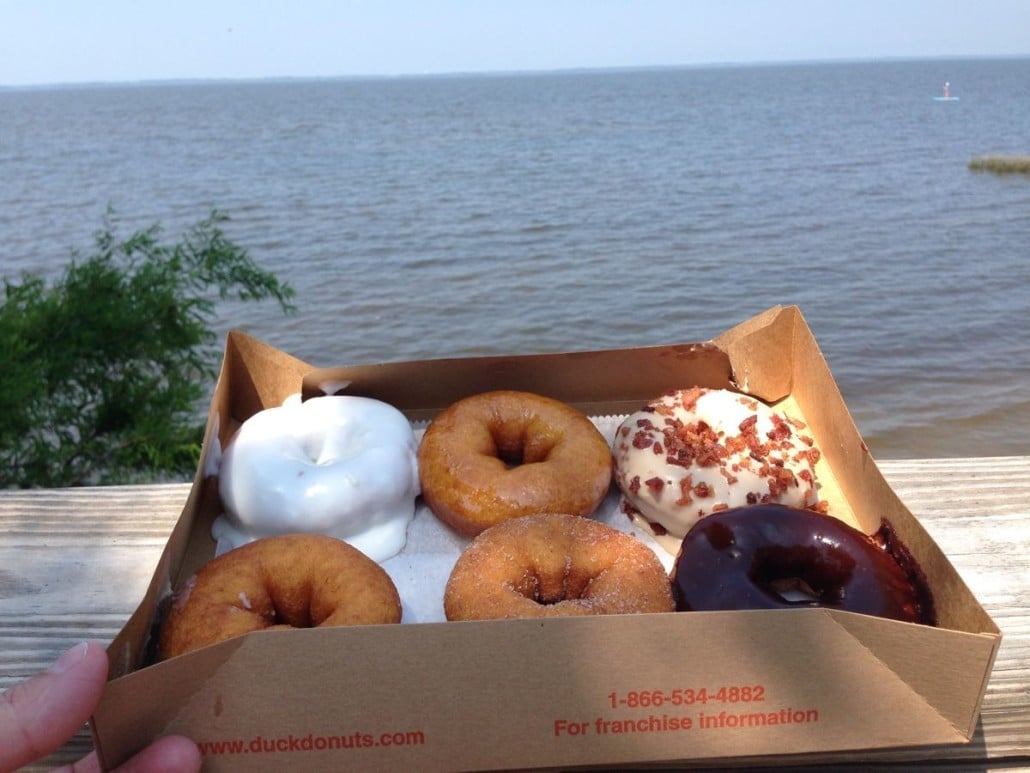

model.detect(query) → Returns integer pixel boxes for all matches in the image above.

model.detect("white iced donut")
[612,387,821,544]
[213,395,420,562]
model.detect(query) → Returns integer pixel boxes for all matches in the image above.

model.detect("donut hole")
[260,589,315,628]
[488,418,560,469]
[261,576,339,629]
[767,577,820,604]
[748,545,855,606]
[270,604,313,628]
[514,561,594,606]
[529,578,572,605]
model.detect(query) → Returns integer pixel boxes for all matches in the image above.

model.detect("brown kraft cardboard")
[91,305,1000,771]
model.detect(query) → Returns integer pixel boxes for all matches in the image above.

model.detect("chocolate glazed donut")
[672,505,936,625]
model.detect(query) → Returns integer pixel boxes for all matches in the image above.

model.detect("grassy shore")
[968,155,1030,174]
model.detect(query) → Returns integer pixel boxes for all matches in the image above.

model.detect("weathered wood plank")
[1,457,1027,769]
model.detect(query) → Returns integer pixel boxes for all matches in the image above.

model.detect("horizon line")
[2,52,1028,92]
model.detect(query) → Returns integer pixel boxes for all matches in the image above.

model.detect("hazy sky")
[3,0,1028,87]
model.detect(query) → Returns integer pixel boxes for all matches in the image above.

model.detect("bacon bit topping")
[653,401,676,418]
[639,411,729,470]
[645,477,664,496]
[724,434,748,455]
[676,475,694,506]
[798,447,822,465]
[746,491,759,505]
[628,475,641,495]
[680,386,704,410]
[632,431,653,450]
[767,415,793,442]
[619,426,630,437]
[693,481,712,498]
[767,466,796,498]
[712,502,729,512]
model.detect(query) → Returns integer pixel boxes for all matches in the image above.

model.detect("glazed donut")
[671,504,936,625]
[159,534,402,659]
[214,395,419,562]
[613,387,821,542]
[444,513,674,620]
[418,390,612,536]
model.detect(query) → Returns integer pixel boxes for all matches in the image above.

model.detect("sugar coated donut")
[444,513,674,620]
[672,505,936,625]
[418,390,612,536]
[613,387,821,541]
[214,395,419,562]
[159,534,402,659]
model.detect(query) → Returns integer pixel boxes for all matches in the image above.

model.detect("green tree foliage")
[0,210,295,487]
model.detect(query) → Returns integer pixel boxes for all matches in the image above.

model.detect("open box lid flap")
[827,610,1000,739]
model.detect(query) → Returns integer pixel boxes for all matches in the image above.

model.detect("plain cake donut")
[159,534,402,659]
[444,513,674,620]
[418,390,612,536]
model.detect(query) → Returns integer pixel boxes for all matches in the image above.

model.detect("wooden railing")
[1,456,1027,769]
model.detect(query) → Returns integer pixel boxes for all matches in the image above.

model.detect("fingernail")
[49,641,90,675]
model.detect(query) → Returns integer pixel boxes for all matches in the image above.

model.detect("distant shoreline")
[3,53,1029,93]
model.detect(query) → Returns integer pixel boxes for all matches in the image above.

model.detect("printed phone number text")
[609,685,765,708]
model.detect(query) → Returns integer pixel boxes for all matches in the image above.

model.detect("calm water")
[2,59,1029,459]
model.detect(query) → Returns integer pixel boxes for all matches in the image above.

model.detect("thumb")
[0,641,108,772]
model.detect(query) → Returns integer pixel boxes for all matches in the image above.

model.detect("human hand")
[0,640,200,772]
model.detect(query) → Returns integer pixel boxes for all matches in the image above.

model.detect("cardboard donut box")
[91,305,1000,771]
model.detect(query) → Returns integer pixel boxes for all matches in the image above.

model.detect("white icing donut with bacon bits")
[213,395,420,562]
[612,388,821,541]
